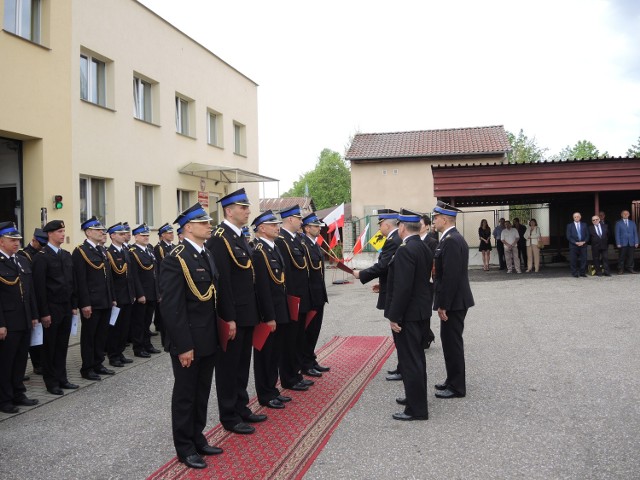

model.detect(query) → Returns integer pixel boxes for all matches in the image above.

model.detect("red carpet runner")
[148,335,394,480]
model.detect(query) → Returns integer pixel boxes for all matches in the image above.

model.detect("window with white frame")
[233,122,246,155]
[79,176,107,225]
[176,189,192,214]
[207,110,222,147]
[175,96,190,135]
[3,0,41,43]
[135,184,155,226]
[133,76,152,122]
[80,53,106,106]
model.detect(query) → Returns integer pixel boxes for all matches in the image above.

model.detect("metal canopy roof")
[179,163,278,184]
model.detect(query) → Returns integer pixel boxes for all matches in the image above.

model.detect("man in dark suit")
[432,202,475,399]
[153,223,175,342]
[385,209,433,421]
[615,210,638,274]
[566,212,590,278]
[17,227,48,376]
[0,222,39,413]
[353,209,403,380]
[513,218,527,270]
[419,214,437,348]
[589,215,611,276]
[160,203,223,469]
[275,205,314,392]
[32,220,79,395]
[106,223,143,367]
[129,224,161,358]
[300,212,329,377]
[72,216,116,381]
[251,210,291,410]
[206,188,265,435]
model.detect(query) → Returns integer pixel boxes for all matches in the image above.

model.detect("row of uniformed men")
[154,188,329,469]
[0,215,183,413]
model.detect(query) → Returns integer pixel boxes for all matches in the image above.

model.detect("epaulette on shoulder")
[170,244,185,257]
[214,227,225,237]
[278,235,285,239]
[255,242,264,251]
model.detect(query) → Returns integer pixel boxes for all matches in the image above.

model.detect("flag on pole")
[316,234,324,246]
[368,230,387,251]
[323,203,345,233]
[344,223,370,262]
[329,226,340,250]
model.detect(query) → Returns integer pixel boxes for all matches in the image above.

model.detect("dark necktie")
[273,243,285,267]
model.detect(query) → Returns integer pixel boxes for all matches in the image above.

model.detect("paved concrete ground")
[1,264,639,479]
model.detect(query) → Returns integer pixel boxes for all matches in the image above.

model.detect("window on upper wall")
[207,110,223,147]
[233,122,246,156]
[80,53,106,106]
[176,189,192,215]
[135,184,155,226]
[175,96,191,136]
[79,176,107,225]
[133,76,153,122]
[3,0,41,43]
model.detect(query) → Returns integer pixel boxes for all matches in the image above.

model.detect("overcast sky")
[138,0,640,197]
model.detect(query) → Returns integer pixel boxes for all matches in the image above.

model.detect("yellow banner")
[368,230,386,251]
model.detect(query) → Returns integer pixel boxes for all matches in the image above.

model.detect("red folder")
[217,317,230,352]
[305,310,317,329]
[287,295,300,321]
[252,322,272,351]
[336,261,354,275]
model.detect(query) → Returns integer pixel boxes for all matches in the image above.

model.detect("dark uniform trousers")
[300,305,323,371]
[0,255,37,407]
[132,301,156,353]
[207,223,259,429]
[440,309,467,396]
[80,309,110,374]
[107,303,132,362]
[32,244,76,388]
[280,312,307,387]
[395,321,428,417]
[254,327,285,404]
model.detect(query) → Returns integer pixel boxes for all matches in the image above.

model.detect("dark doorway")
[0,186,18,223]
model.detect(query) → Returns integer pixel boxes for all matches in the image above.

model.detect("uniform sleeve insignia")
[214,227,225,237]
[170,244,185,257]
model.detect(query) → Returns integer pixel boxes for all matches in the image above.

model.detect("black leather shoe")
[196,444,223,455]
[60,382,79,389]
[109,360,125,367]
[301,379,314,386]
[81,372,102,381]
[387,368,399,375]
[47,387,64,395]
[386,373,402,381]
[277,395,292,403]
[146,347,161,354]
[286,382,309,391]
[149,330,160,337]
[435,388,465,399]
[134,351,151,358]
[0,404,19,414]
[227,422,255,434]
[23,375,31,381]
[392,412,428,421]
[303,368,322,377]
[580,273,587,277]
[396,397,407,406]
[314,364,330,372]
[434,382,448,391]
[263,398,285,409]
[243,413,267,423]
[94,366,115,375]
[179,453,206,469]
[13,397,39,406]
[604,272,612,277]
[120,357,133,364]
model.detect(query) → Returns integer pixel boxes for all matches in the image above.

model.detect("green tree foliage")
[506,129,548,163]
[282,148,351,210]
[552,140,608,160]
[626,136,640,157]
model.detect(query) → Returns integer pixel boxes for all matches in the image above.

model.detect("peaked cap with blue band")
[34,228,48,243]
[251,209,281,231]
[173,202,212,228]
[107,223,126,234]
[377,208,398,222]
[279,205,302,219]
[132,223,150,236]
[0,221,22,239]
[81,216,106,231]
[158,223,173,235]
[397,208,421,223]
[432,201,461,217]
[218,188,251,208]
[122,222,131,232]
[176,226,184,235]
[302,212,325,227]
